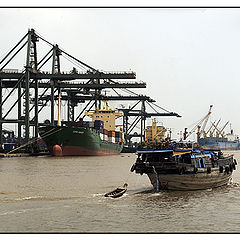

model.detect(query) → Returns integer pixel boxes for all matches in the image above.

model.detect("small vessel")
[39,101,124,156]
[104,183,128,198]
[130,143,237,191]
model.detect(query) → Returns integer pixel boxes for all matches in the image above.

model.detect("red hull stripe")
[50,145,120,156]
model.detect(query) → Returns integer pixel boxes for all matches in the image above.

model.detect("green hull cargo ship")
[39,101,124,156]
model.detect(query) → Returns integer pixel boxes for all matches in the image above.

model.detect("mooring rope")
[5,127,62,156]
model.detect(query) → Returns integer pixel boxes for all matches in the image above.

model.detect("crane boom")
[219,121,229,137]
[184,105,213,139]
[200,105,213,137]
[211,121,229,138]
[210,119,221,136]
[206,120,216,135]
[211,122,222,136]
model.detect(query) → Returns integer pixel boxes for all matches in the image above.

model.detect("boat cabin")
[133,149,226,175]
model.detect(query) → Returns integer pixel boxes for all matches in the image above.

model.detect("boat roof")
[136,150,173,154]
[172,151,192,156]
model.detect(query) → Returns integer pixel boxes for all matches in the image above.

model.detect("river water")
[0,151,240,233]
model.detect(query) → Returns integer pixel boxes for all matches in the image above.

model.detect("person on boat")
[165,138,170,149]
[217,151,223,158]
[210,152,218,161]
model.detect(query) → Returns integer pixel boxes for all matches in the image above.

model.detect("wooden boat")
[104,183,128,198]
[130,146,237,191]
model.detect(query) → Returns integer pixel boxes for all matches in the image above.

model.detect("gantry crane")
[0,29,181,152]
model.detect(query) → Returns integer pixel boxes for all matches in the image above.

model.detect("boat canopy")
[172,151,192,156]
[136,150,173,154]
[191,154,212,158]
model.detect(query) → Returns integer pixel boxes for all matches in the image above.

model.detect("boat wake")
[92,193,104,197]
[0,206,55,216]
[12,195,82,202]
[15,196,44,201]
[151,192,163,197]
[228,182,240,188]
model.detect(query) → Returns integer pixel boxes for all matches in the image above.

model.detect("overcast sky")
[1,7,240,140]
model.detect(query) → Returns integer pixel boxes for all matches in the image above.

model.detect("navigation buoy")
[53,145,62,157]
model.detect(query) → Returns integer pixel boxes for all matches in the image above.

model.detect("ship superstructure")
[85,101,123,131]
[145,119,166,142]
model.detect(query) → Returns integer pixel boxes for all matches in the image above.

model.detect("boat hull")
[39,125,123,156]
[147,170,232,191]
[199,137,240,151]
[104,188,127,198]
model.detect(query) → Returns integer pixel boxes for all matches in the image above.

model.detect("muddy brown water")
[0,151,240,233]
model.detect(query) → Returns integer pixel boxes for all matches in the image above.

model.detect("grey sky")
[0,8,240,140]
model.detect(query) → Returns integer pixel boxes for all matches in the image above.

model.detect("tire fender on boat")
[234,159,237,165]
[232,163,236,170]
[219,166,224,173]
[178,167,185,175]
[207,167,211,174]
[225,166,230,174]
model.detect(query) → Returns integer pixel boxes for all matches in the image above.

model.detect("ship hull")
[39,125,123,156]
[147,169,232,191]
[199,137,240,151]
[200,145,238,151]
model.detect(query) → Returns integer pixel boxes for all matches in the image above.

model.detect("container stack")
[115,131,122,143]
[89,121,94,128]
[99,128,104,140]
[3,138,17,151]
[82,121,89,128]
[103,129,108,141]
[107,131,115,143]
[94,120,104,130]
[78,119,123,144]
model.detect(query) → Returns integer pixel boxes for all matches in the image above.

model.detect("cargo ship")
[198,133,240,150]
[183,105,240,151]
[39,101,124,156]
[198,122,240,151]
